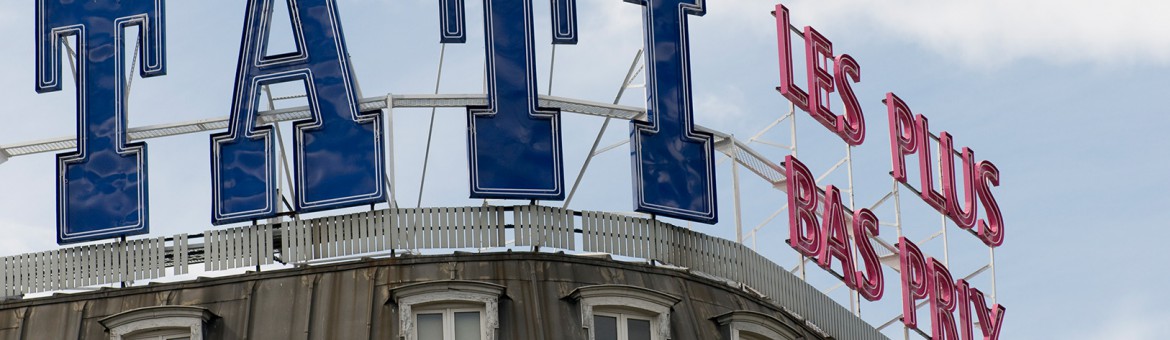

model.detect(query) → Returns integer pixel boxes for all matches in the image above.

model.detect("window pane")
[454,312,481,340]
[594,315,618,340]
[742,331,773,340]
[627,318,651,340]
[417,313,443,340]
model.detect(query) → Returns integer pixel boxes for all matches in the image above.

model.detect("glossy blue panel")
[626,0,717,224]
[211,0,386,225]
[458,0,578,200]
[550,0,578,44]
[439,0,467,43]
[36,0,167,244]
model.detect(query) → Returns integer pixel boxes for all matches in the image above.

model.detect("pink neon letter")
[786,155,820,257]
[774,4,809,112]
[899,237,928,329]
[804,27,836,132]
[915,115,947,212]
[886,93,917,182]
[975,160,1004,247]
[853,208,883,301]
[956,279,975,340]
[835,54,865,146]
[969,284,1006,340]
[940,132,978,230]
[928,258,959,340]
[818,185,856,289]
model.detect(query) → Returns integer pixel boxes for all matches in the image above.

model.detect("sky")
[1,1,1169,339]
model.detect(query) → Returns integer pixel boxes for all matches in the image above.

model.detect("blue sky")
[1,1,1168,339]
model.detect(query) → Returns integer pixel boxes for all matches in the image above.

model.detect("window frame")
[99,306,215,340]
[124,328,191,340]
[569,284,681,340]
[713,311,799,340]
[411,306,486,340]
[390,280,505,340]
[592,310,657,340]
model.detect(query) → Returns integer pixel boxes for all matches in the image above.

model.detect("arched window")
[390,280,506,340]
[569,284,681,340]
[100,306,216,340]
[713,311,799,340]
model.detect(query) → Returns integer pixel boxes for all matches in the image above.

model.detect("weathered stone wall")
[0,252,826,340]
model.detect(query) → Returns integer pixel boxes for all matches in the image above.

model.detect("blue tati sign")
[36,0,719,244]
[36,0,167,244]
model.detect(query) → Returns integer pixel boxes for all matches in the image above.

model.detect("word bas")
[786,156,883,301]
[38,0,720,244]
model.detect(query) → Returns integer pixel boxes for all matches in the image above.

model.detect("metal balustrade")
[0,205,885,340]
[1,237,167,297]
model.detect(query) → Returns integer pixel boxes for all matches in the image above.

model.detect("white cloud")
[784,0,1170,67]
[694,87,747,123]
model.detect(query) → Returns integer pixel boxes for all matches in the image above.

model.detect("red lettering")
[902,258,1006,339]
[957,280,975,340]
[804,27,836,132]
[886,93,917,182]
[817,185,856,289]
[835,54,864,145]
[852,208,883,301]
[975,160,1004,247]
[968,283,1006,340]
[940,132,978,230]
[775,5,867,146]
[773,4,809,112]
[928,258,959,340]
[887,94,1004,245]
[786,155,820,257]
[899,237,928,329]
[915,115,947,212]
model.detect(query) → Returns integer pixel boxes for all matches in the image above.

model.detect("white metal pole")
[846,144,861,316]
[787,103,807,281]
[563,50,644,209]
[891,177,908,340]
[732,136,743,243]
[416,44,448,208]
[990,246,998,304]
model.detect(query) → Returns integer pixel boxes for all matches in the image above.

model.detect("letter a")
[211,0,386,224]
[36,0,167,244]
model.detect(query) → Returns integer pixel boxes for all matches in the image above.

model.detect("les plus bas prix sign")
[27,1,1004,339]
[776,3,1005,340]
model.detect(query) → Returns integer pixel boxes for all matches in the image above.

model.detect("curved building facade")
[0,206,885,339]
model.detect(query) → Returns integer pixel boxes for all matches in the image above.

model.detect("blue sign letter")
[439,0,467,43]
[36,0,167,244]
[442,0,577,200]
[211,0,386,225]
[626,0,718,224]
